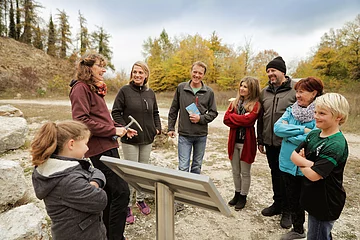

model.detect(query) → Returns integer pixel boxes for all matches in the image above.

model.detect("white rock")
[0,203,48,240]
[0,105,23,117]
[0,116,28,153]
[0,160,27,207]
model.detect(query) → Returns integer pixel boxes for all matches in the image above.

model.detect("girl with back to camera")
[112,61,161,224]
[31,120,107,240]
[223,77,261,210]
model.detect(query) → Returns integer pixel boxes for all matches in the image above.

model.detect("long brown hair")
[75,52,107,92]
[230,76,261,112]
[30,120,90,166]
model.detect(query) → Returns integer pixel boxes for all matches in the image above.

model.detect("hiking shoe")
[280,229,306,240]
[136,201,151,215]
[174,202,185,214]
[261,204,281,216]
[280,212,292,229]
[126,207,135,224]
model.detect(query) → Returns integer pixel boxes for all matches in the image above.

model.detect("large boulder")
[0,160,27,209]
[0,104,24,117]
[0,116,28,153]
[0,203,49,240]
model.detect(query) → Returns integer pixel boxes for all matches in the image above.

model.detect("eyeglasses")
[94,64,105,68]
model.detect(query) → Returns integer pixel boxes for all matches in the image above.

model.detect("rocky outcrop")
[0,203,49,240]
[0,104,24,117]
[0,160,27,210]
[0,104,28,153]
[0,116,28,153]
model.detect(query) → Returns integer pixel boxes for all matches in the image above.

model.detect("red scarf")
[94,81,107,96]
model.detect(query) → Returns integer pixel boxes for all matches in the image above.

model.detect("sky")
[38,0,360,74]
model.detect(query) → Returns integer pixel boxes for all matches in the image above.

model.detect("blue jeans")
[178,135,207,174]
[307,214,335,240]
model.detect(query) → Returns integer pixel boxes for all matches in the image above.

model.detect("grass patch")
[23,166,33,176]
[336,231,357,240]
[10,103,72,123]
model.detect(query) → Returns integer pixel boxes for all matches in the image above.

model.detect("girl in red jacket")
[223,76,261,210]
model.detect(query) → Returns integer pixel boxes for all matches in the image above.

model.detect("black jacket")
[112,81,161,145]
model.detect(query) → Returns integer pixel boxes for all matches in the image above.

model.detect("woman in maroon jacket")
[69,52,136,240]
[223,76,261,210]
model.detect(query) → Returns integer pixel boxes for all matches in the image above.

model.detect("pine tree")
[20,0,33,44]
[8,0,16,39]
[19,0,42,44]
[33,24,43,50]
[0,0,5,36]
[0,0,9,36]
[56,9,71,58]
[91,26,114,70]
[15,0,20,40]
[78,10,90,55]
[47,15,56,57]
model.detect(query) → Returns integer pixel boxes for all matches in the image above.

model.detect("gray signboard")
[101,156,231,239]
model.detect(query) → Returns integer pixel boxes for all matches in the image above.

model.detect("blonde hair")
[75,51,107,92]
[130,61,150,85]
[230,76,261,112]
[30,120,90,166]
[315,93,349,126]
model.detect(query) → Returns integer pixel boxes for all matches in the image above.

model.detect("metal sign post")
[155,182,174,240]
[100,156,231,240]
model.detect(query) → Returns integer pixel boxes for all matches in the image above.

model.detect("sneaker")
[280,212,292,229]
[136,201,151,215]
[280,229,306,240]
[174,202,185,214]
[126,207,135,224]
[261,204,281,216]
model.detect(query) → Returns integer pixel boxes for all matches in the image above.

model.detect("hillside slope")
[0,37,75,97]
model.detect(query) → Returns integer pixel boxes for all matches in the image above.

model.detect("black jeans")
[90,148,130,240]
[264,145,289,212]
[281,172,305,233]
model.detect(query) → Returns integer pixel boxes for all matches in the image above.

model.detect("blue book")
[185,103,200,115]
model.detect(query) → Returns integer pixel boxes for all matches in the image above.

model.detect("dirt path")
[1,99,359,239]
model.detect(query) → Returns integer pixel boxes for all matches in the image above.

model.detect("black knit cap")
[266,56,286,74]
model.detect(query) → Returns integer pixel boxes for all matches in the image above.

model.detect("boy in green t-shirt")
[290,93,350,240]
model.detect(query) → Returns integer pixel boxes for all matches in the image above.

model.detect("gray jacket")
[168,80,218,136]
[32,156,107,240]
[257,77,296,147]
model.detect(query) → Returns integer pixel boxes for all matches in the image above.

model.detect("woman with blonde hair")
[69,52,137,240]
[223,76,261,210]
[112,61,161,224]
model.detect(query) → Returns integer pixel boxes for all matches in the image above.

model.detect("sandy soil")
[1,99,359,240]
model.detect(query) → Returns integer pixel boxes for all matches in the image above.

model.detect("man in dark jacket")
[168,61,218,175]
[257,56,296,229]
